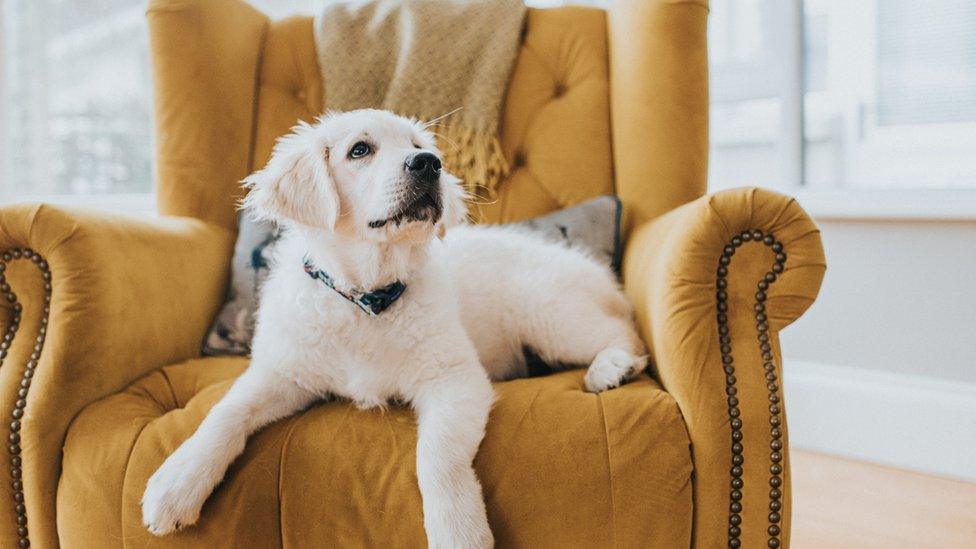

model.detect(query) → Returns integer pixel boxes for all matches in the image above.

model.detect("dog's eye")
[348,141,372,159]
[412,143,422,149]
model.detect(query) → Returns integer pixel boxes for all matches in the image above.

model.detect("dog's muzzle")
[367,153,444,229]
[397,152,444,223]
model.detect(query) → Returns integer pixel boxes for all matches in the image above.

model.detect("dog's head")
[242,109,467,243]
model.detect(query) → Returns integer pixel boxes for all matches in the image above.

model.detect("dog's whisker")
[460,188,499,207]
[422,106,463,128]
[429,131,460,152]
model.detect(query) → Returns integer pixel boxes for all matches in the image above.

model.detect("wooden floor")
[791,450,976,548]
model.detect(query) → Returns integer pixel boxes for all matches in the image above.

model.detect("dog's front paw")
[584,347,646,393]
[141,452,210,536]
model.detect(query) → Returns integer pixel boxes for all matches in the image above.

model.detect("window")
[0,0,589,208]
[709,0,976,195]
[1,0,152,205]
[10,0,972,211]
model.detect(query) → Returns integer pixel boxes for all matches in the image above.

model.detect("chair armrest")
[0,203,234,548]
[622,187,826,549]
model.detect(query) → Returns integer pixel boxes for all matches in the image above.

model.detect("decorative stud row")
[715,230,787,549]
[1,248,52,549]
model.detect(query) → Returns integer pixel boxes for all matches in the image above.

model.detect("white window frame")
[712,0,976,220]
[2,192,157,214]
[0,1,155,213]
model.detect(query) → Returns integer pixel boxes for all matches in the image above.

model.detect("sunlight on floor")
[791,450,976,548]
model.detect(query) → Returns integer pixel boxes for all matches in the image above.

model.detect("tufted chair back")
[148,0,708,239]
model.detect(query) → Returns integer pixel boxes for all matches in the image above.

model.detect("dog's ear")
[438,172,470,236]
[241,123,339,230]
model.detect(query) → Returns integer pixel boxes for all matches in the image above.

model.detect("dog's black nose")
[405,152,442,183]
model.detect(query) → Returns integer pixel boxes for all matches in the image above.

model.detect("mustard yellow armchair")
[0,1,825,547]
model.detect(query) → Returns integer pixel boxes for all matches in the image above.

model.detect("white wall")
[779,218,976,480]
[781,219,976,384]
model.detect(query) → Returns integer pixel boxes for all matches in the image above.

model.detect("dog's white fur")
[142,109,647,547]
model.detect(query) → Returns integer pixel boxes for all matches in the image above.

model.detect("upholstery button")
[552,83,567,98]
[513,152,526,168]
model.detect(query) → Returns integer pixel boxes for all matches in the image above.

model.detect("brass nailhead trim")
[0,248,51,549]
[716,230,787,549]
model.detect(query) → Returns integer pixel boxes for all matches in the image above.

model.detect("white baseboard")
[783,360,976,482]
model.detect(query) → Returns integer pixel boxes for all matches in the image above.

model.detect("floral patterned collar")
[303,256,406,316]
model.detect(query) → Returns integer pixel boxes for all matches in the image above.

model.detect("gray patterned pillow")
[510,195,622,272]
[202,218,280,356]
[202,195,622,356]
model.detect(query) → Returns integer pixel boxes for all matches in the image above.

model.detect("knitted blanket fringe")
[315,0,526,197]
[437,120,509,198]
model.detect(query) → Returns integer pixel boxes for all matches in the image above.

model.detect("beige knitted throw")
[315,0,526,197]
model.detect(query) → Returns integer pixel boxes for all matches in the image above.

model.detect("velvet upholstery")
[0,0,826,547]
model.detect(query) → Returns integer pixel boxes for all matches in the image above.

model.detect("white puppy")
[141,109,647,547]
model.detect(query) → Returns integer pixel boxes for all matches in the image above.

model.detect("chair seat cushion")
[57,357,692,548]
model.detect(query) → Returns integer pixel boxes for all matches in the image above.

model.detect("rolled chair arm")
[622,187,826,548]
[0,203,234,548]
